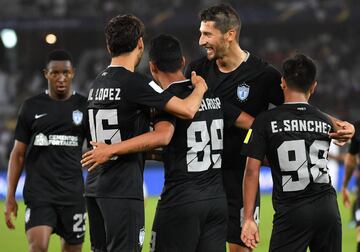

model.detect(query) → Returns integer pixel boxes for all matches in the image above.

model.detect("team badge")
[25,207,31,223]
[139,227,145,247]
[237,83,250,102]
[72,110,83,125]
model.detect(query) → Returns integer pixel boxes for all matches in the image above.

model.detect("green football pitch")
[0,194,356,252]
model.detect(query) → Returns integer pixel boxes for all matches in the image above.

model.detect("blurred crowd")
[0,0,359,169]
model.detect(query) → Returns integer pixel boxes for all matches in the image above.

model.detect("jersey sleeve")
[222,100,242,126]
[14,102,32,144]
[152,108,176,126]
[241,114,268,161]
[348,121,360,155]
[124,74,174,110]
[264,66,284,106]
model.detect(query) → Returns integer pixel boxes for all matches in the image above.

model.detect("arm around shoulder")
[164,71,207,119]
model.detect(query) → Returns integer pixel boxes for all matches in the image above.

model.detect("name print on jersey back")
[87,87,121,101]
[243,103,334,207]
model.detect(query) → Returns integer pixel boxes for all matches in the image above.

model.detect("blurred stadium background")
[0,0,359,251]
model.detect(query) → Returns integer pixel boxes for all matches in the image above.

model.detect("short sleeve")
[264,66,284,106]
[348,121,360,155]
[124,74,174,110]
[222,100,242,126]
[152,109,176,126]
[241,114,268,161]
[14,102,32,144]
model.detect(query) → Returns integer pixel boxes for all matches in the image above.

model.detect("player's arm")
[241,157,261,249]
[327,116,354,146]
[341,153,358,208]
[5,140,27,229]
[222,101,254,130]
[234,111,254,130]
[163,71,207,119]
[81,121,175,172]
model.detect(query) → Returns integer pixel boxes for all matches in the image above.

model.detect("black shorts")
[150,197,227,252]
[86,197,144,252]
[25,201,86,245]
[270,191,341,252]
[222,167,260,246]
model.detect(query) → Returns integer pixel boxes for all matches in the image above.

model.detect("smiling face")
[44,60,74,100]
[199,21,229,60]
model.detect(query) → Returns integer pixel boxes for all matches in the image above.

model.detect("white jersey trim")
[148,81,164,93]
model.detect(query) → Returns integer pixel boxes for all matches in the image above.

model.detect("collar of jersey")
[166,79,191,89]
[45,90,76,95]
[284,102,309,104]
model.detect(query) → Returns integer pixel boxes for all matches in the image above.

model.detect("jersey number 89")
[187,119,223,172]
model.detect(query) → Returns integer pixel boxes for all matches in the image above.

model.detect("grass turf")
[0,194,356,252]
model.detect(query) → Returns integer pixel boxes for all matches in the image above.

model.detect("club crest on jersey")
[237,83,250,102]
[72,110,83,125]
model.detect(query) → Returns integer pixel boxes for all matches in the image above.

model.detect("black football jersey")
[348,121,360,155]
[14,91,87,205]
[186,53,284,171]
[153,80,225,208]
[242,103,335,211]
[85,66,174,199]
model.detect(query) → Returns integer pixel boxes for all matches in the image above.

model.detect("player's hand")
[341,187,351,208]
[191,71,207,92]
[4,196,18,229]
[329,121,355,146]
[241,219,259,249]
[81,142,113,172]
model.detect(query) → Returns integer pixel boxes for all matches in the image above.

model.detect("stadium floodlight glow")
[0,29,17,49]
[45,33,57,44]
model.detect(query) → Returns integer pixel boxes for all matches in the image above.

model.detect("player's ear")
[43,68,49,79]
[280,77,286,90]
[310,80,317,94]
[149,61,157,74]
[138,37,144,51]
[106,44,111,54]
[181,57,186,68]
[226,29,236,42]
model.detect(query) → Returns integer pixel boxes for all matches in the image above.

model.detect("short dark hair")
[282,54,317,93]
[200,4,241,40]
[46,49,73,67]
[105,14,145,57]
[149,34,183,73]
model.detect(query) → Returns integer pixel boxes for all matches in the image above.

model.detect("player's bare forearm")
[82,121,174,171]
[341,153,357,208]
[164,71,207,119]
[243,157,261,221]
[242,158,261,249]
[234,111,254,130]
[6,141,26,198]
[5,140,26,229]
[343,153,357,188]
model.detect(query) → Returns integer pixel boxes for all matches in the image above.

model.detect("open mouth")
[205,47,214,54]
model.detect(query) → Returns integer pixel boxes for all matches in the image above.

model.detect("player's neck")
[216,45,247,73]
[110,52,138,72]
[158,71,186,89]
[48,89,72,101]
[284,91,310,103]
